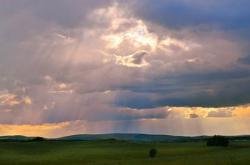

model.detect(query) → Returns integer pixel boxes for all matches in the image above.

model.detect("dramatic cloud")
[0,0,250,136]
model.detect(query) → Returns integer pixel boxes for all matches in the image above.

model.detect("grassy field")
[0,140,250,165]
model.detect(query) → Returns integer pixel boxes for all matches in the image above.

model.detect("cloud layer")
[1,0,250,136]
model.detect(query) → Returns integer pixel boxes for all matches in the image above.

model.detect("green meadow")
[0,140,250,165]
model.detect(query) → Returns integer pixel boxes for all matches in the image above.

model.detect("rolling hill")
[1,134,250,142]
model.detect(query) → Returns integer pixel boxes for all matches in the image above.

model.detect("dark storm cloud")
[239,54,250,65]
[116,68,250,108]
[132,0,250,30]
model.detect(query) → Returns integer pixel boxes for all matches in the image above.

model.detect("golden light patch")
[232,105,250,117]
[0,122,70,137]
[0,92,32,106]
[0,93,19,106]
[169,107,235,119]
[23,96,32,105]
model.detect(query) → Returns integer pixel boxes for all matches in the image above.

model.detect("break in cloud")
[1,0,250,137]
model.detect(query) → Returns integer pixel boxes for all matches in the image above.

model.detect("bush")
[149,148,157,158]
[207,135,229,147]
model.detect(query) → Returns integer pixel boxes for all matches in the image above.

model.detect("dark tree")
[149,148,157,158]
[31,137,46,141]
[207,135,229,147]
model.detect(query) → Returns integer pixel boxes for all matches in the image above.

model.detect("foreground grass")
[0,140,250,165]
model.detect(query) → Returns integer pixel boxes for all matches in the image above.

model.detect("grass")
[0,140,250,165]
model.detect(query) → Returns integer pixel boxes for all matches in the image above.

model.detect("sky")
[1,0,250,137]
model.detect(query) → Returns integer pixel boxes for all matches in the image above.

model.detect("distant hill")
[1,134,250,142]
[0,135,46,142]
[0,135,33,142]
[56,133,207,142]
